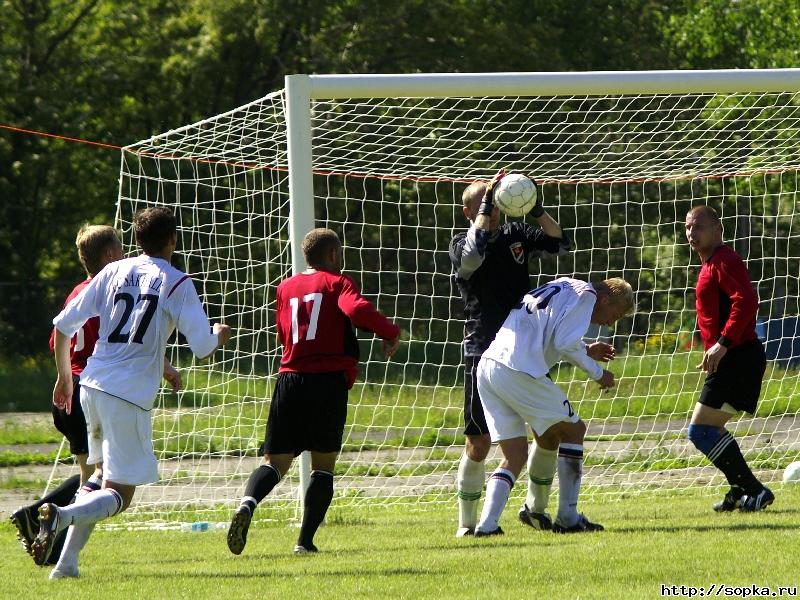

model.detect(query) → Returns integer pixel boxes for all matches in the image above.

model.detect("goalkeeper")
[449,170,574,536]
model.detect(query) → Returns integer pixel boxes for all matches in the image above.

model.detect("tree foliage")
[0,0,796,354]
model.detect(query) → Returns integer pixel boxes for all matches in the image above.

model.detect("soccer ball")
[493,174,538,218]
[783,460,800,482]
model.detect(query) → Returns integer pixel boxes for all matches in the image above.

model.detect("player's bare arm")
[52,329,74,413]
[697,342,727,374]
[382,336,400,357]
[587,341,615,362]
[162,358,183,392]
[596,369,615,390]
[198,323,232,360]
[534,211,563,239]
[474,168,505,230]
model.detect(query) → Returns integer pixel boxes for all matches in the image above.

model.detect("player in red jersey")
[685,205,773,512]
[227,228,400,555]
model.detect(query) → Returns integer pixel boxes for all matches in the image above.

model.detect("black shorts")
[51,375,89,456]
[463,355,489,436]
[262,371,349,457]
[699,339,766,415]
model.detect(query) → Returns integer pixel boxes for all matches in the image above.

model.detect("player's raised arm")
[451,170,505,280]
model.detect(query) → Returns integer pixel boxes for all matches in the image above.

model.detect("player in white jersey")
[474,277,634,535]
[32,207,233,579]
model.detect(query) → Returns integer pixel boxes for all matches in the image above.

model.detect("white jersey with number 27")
[53,255,219,410]
[482,277,603,381]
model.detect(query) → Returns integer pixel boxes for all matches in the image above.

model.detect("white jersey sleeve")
[483,277,603,380]
[166,276,219,360]
[552,292,604,380]
[53,272,104,337]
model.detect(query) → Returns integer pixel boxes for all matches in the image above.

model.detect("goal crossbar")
[300,69,800,100]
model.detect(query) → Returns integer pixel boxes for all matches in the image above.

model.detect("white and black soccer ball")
[783,460,800,483]
[493,173,537,218]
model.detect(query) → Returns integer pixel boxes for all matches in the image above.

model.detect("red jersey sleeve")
[714,252,759,345]
[337,275,400,340]
[49,280,101,375]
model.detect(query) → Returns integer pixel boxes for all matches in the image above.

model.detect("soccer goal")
[110,69,800,522]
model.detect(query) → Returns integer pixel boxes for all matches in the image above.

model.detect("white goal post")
[106,69,800,523]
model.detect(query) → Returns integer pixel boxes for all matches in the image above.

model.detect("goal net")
[107,71,800,522]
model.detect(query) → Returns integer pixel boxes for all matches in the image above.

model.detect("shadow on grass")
[612,520,798,534]
[137,566,439,579]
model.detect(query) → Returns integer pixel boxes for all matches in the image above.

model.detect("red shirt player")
[227,228,400,557]
[685,205,772,514]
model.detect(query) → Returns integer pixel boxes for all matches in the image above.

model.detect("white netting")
[104,81,800,521]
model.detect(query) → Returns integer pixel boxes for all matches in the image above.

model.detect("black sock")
[30,474,81,512]
[240,464,281,514]
[298,470,334,549]
[709,432,762,495]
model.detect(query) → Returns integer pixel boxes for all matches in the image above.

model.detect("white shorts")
[80,386,159,486]
[476,357,580,441]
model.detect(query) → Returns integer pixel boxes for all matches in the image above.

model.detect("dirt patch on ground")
[2,413,798,520]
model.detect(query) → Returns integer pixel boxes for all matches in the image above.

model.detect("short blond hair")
[595,277,635,315]
[75,225,121,276]
[461,181,487,209]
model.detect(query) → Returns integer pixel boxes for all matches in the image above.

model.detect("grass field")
[3,485,799,599]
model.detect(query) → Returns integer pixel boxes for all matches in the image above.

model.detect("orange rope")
[0,123,122,150]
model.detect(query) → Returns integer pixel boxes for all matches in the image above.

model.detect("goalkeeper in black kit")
[449,170,582,536]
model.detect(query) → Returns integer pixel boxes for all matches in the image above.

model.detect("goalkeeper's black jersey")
[449,221,570,357]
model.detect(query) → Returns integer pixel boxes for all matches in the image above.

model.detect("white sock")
[476,468,515,533]
[81,474,103,493]
[58,489,123,530]
[55,522,95,571]
[557,444,584,527]
[457,453,485,529]
[526,445,557,513]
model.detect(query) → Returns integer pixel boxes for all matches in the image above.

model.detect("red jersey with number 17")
[276,271,400,388]
[48,279,100,376]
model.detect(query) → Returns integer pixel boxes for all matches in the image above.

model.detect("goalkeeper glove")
[527,176,544,218]
[478,168,505,216]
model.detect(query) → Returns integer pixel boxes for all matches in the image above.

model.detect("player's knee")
[559,419,586,445]
[687,423,722,455]
[465,435,490,461]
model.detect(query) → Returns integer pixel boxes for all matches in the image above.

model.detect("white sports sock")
[457,453,485,529]
[526,445,557,513]
[556,443,584,527]
[58,489,123,530]
[476,468,515,533]
[55,522,95,571]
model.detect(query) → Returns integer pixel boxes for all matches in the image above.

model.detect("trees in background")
[1,0,796,354]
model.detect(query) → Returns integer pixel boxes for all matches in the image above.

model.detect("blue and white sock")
[476,468,515,533]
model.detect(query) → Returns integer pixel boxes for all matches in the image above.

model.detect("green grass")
[3,351,800,473]
[0,449,61,467]
[2,485,799,599]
